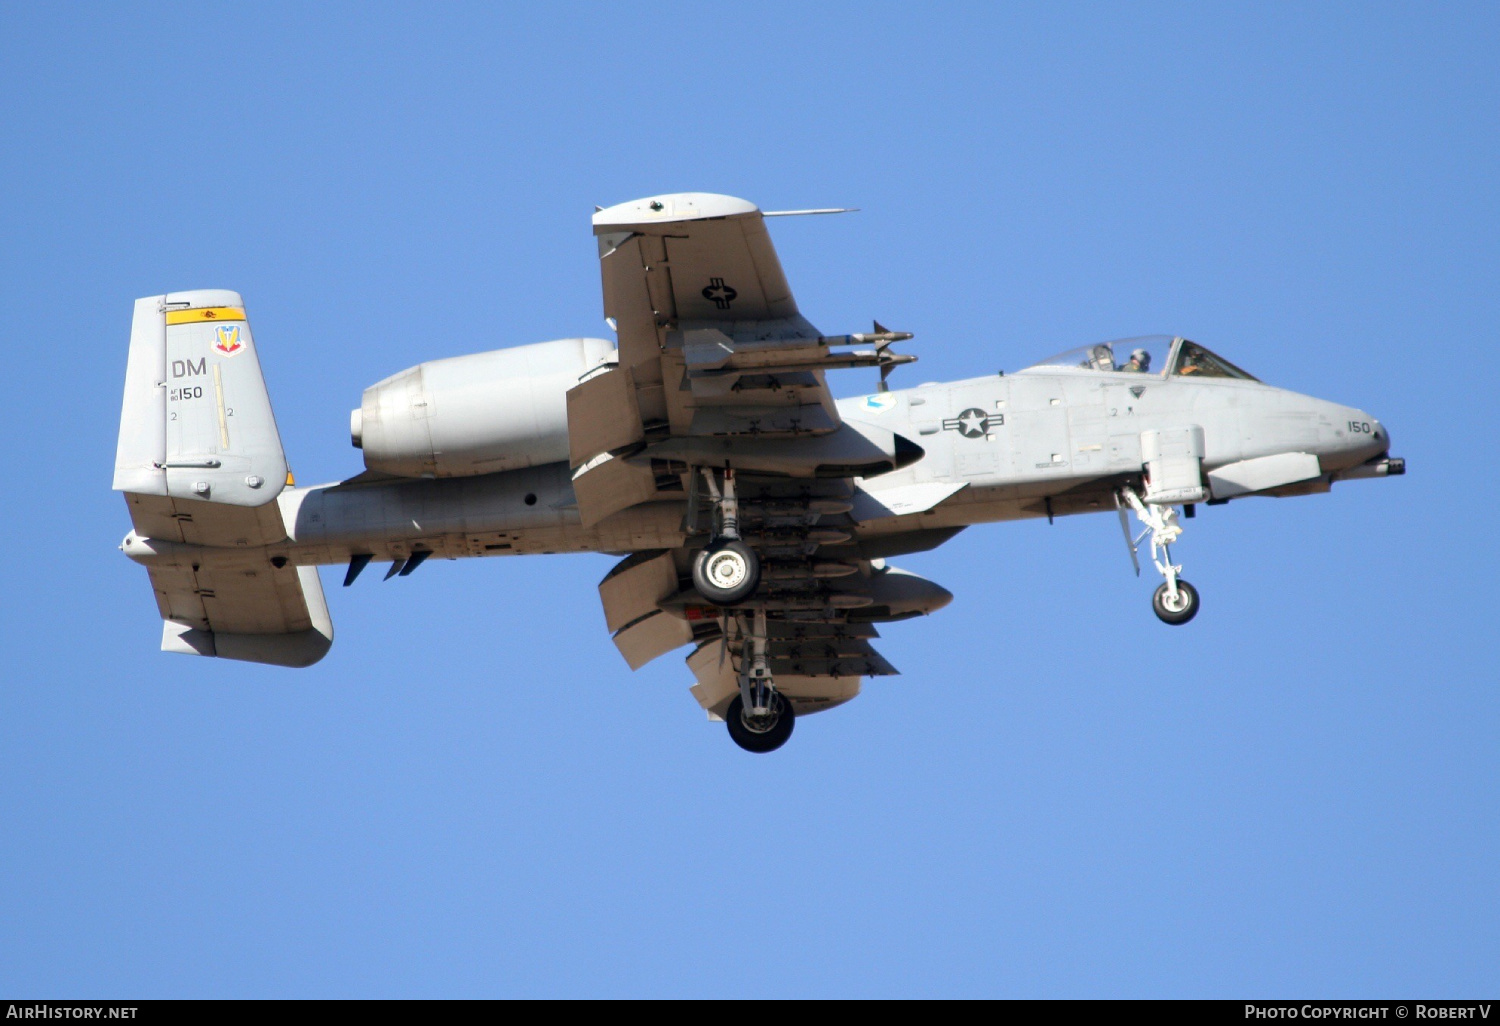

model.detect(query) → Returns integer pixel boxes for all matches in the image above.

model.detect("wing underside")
[594,478,948,719]
[577,193,942,718]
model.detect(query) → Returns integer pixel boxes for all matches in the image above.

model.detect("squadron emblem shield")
[214,325,245,357]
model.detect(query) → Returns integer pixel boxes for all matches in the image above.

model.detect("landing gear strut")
[725,610,793,752]
[692,468,761,606]
[1119,486,1201,626]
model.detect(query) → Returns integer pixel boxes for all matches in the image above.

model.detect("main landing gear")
[692,468,762,607]
[1118,486,1201,626]
[688,474,797,752]
[726,692,795,753]
[724,609,793,753]
[694,539,760,606]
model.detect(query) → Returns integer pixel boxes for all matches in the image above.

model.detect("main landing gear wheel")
[1153,579,1200,625]
[693,539,761,607]
[725,693,795,753]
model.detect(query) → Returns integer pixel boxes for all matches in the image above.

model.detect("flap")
[612,610,694,670]
[572,453,667,528]
[566,365,643,467]
[599,550,679,632]
[687,641,740,716]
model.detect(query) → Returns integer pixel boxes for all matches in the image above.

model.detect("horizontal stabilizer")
[151,563,333,668]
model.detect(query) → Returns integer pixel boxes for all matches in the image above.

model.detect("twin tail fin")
[115,291,332,668]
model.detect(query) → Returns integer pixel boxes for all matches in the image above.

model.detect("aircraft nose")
[1339,408,1388,462]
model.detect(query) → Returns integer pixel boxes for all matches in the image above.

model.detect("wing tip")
[592,192,758,229]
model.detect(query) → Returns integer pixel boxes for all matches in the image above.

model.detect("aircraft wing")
[594,192,823,368]
[574,195,941,719]
[570,193,859,527]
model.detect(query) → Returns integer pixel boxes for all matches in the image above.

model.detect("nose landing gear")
[1119,486,1201,626]
[1152,578,1200,625]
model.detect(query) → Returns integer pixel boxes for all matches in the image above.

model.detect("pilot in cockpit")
[1122,348,1151,373]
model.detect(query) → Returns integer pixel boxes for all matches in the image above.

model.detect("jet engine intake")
[352,338,616,478]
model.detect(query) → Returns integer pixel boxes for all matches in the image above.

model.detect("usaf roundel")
[944,407,991,438]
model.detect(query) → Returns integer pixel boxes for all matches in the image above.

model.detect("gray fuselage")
[249,364,1388,573]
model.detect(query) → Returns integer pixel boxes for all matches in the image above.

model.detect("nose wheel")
[1119,486,1202,627]
[1152,579,1200,625]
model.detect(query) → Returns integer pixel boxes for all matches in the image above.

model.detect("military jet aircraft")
[113,192,1404,752]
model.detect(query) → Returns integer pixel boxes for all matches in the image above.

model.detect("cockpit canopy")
[1018,336,1259,381]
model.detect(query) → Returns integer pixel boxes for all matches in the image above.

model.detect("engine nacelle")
[351,338,616,478]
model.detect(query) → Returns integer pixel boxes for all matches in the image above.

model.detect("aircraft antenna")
[761,208,859,217]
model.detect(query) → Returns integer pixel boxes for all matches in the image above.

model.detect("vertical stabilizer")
[116,291,332,667]
[114,290,288,506]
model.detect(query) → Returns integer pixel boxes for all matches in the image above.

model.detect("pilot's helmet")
[1130,348,1151,370]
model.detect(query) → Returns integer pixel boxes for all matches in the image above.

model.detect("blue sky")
[0,2,1495,997]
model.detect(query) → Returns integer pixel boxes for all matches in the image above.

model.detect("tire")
[692,539,761,607]
[1152,579,1200,625]
[725,693,795,753]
